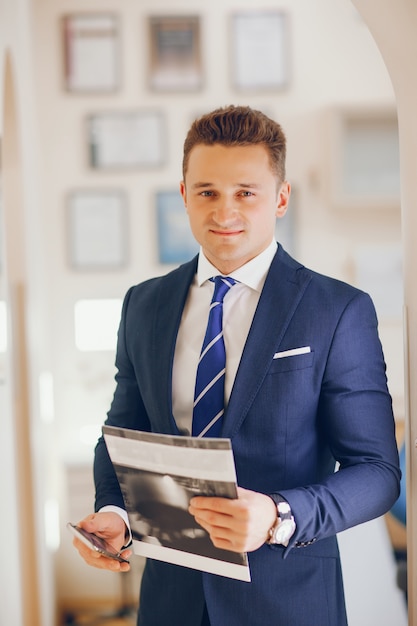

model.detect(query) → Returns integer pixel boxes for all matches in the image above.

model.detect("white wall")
[0,1,55,624]
[1,0,406,622]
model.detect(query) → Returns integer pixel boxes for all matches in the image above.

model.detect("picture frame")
[67,189,128,270]
[87,111,165,169]
[230,11,289,91]
[326,106,400,211]
[156,190,199,264]
[62,13,120,93]
[148,15,202,91]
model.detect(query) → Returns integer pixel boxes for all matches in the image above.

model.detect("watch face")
[273,518,296,546]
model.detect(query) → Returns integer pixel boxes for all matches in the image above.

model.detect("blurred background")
[0,0,410,625]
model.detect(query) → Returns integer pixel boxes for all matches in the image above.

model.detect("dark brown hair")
[182,105,286,182]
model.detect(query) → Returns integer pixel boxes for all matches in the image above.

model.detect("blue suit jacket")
[94,245,400,626]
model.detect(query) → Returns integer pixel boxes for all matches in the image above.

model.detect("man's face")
[180,143,290,275]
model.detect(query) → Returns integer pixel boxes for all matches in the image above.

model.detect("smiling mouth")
[210,228,243,236]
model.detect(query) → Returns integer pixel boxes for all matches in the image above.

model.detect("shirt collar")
[196,240,278,292]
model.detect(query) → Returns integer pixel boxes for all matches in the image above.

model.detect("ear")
[180,181,187,208]
[276,181,291,219]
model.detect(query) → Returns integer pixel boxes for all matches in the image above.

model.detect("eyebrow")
[190,182,261,190]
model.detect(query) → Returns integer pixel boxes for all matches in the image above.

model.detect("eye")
[200,190,214,197]
[239,190,254,197]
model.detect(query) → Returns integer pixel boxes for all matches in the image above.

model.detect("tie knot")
[211,276,236,304]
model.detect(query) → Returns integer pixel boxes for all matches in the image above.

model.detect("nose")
[212,198,238,225]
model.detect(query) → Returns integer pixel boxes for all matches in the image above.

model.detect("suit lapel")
[148,258,198,435]
[223,247,312,438]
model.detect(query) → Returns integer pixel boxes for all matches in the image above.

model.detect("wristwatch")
[267,497,296,547]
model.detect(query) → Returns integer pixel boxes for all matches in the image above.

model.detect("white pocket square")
[273,346,311,359]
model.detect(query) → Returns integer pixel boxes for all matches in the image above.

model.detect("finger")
[78,513,101,533]
[73,537,104,567]
[189,496,239,515]
[189,496,227,509]
[193,518,246,553]
[120,547,132,559]
[212,536,245,552]
[192,511,246,547]
[190,501,248,531]
[78,513,126,551]
[75,538,130,571]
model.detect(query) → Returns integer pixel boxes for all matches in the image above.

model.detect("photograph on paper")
[103,426,251,582]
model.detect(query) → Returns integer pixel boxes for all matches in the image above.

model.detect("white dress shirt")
[172,240,278,435]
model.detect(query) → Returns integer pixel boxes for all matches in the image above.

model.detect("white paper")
[103,426,251,581]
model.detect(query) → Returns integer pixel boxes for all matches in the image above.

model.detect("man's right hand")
[72,511,131,572]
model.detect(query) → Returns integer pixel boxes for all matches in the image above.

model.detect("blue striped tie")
[192,276,236,438]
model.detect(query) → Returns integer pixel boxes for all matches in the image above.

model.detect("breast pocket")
[268,350,315,374]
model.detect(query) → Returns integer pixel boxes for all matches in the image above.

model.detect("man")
[73,105,401,625]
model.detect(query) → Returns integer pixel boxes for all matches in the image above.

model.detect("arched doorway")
[352,1,417,621]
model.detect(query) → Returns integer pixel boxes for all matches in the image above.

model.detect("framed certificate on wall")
[88,111,165,169]
[67,189,128,269]
[148,15,202,91]
[231,11,289,91]
[62,14,120,92]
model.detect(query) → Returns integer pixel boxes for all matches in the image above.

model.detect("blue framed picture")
[156,190,199,264]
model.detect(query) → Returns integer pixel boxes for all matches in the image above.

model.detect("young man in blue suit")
[73,106,401,625]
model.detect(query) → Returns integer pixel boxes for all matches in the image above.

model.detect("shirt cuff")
[99,505,132,547]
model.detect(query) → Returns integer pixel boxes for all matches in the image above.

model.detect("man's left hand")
[189,487,277,553]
